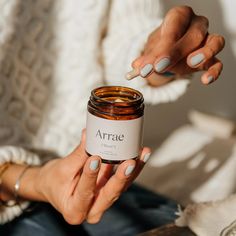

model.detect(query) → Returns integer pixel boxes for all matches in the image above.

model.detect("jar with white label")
[86,86,144,164]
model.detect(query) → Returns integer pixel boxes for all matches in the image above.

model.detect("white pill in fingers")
[126,68,140,80]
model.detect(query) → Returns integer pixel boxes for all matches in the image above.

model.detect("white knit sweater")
[0,0,190,224]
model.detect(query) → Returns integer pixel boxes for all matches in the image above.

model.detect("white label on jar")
[86,112,144,161]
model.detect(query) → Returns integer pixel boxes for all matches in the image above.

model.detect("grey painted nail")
[140,64,153,77]
[90,160,99,171]
[155,58,171,72]
[126,68,139,80]
[143,153,151,163]
[125,165,135,176]
[207,75,214,84]
[190,53,205,66]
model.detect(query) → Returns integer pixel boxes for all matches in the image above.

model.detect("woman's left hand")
[34,130,151,225]
[129,6,225,86]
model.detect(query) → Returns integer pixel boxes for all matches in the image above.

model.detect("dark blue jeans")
[0,184,177,236]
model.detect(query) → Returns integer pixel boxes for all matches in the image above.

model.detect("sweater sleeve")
[175,194,236,236]
[102,0,190,105]
[0,146,41,224]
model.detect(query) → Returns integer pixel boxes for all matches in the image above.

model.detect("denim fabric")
[0,184,177,236]
[0,203,88,236]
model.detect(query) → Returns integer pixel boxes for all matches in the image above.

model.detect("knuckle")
[198,15,209,28]
[79,190,95,202]
[64,213,85,225]
[193,28,206,43]
[87,217,100,224]
[206,46,215,57]
[216,35,225,48]
[76,214,86,225]
[218,62,223,71]
[103,188,120,203]
[173,6,193,16]
[86,212,103,224]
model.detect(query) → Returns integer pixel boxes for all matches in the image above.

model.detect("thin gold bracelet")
[0,164,31,207]
[0,163,15,207]
[13,165,31,201]
[0,163,11,184]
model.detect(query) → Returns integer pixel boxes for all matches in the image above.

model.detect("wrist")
[33,159,59,203]
[1,164,46,202]
[22,166,47,202]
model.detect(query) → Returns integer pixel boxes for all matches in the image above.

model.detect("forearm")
[0,164,46,202]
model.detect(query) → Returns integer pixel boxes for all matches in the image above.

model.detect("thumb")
[65,129,88,167]
[71,129,87,156]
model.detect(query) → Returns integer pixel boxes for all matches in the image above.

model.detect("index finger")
[160,6,194,43]
[86,148,151,223]
[86,159,136,223]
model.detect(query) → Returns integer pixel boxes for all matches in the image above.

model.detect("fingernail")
[140,64,153,77]
[207,75,214,84]
[125,165,135,176]
[90,160,99,171]
[126,68,139,80]
[190,53,205,66]
[155,58,171,72]
[162,71,175,77]
[143,153,151,163]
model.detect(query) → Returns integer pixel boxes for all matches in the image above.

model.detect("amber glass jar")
[86,86,144,164]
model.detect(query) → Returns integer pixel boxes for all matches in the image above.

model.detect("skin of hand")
[130,6,225,86]
[0,130,151,225]
[35,130,150,224]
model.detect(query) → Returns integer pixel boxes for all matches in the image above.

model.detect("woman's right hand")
[35,130,151,224]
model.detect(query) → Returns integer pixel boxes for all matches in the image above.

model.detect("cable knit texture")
[0,0,189,223]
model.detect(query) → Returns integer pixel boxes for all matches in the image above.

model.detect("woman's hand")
[35,130,151,224]
[129,6,225,86]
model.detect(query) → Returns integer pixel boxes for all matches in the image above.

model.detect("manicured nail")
[125,165,135,176]
[207,75,214,84]
[155,58,171,72]
[140,64,153,77]
[143,153,151,163]
[126,68,139,80]
[190,53,205,66]
[90,160,99,171]
[162,71,175,77]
